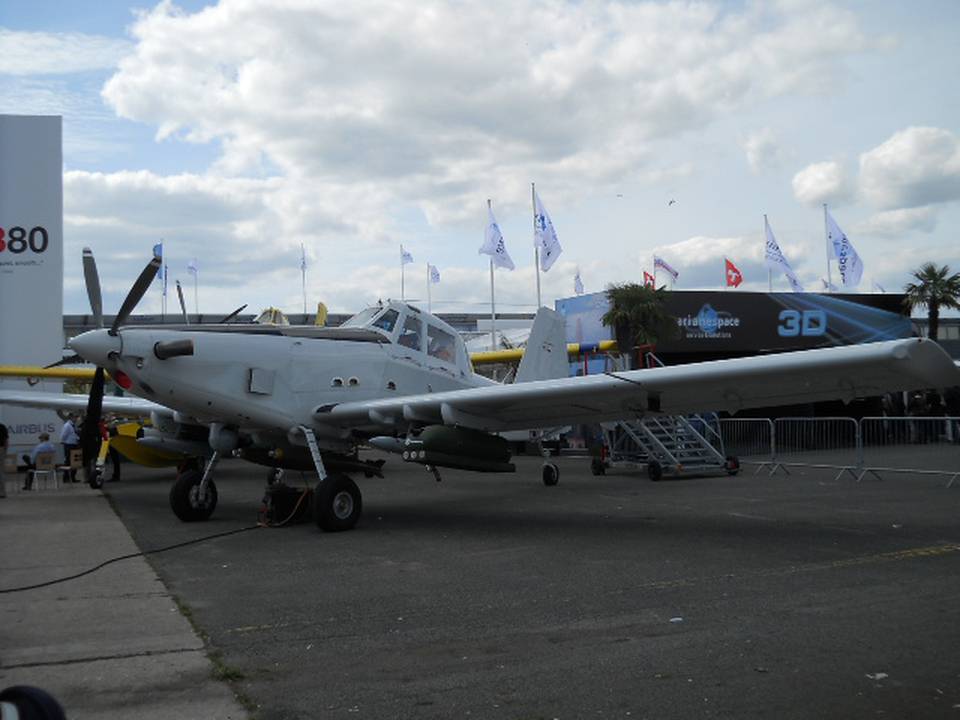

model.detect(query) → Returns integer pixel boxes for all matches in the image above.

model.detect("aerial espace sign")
[557,290,912,354]
[0,115,64,453]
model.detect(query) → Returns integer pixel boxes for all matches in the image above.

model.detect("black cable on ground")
[0,524,261,595]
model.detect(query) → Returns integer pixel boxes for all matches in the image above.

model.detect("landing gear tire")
[314,473,362,532]
[169,469,218,522]
[88,466,104,490]
[647,460,663,482]
[266,467,284,485]
[725,455,740,476]
[590,457,606,476]
[541,462,560,487]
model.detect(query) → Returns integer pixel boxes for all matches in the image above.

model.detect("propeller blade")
[79,366,105,471]
[110,256,162,335]
[219,304,248,324]
[82,248,104,329]
[43,355,85,369]
[175,280,190,324]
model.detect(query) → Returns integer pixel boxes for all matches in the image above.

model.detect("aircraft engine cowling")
[400,425,515,473]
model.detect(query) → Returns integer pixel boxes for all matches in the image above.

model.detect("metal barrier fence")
[718,416,960,485]
[773,417,861,478]
[859,417,960,485]
[716,418,774,465]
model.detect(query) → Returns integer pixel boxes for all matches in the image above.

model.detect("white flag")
[401,245,414,265]
[479,206,515,270]
[764,217,804,292]
[299,244,307,272]
[533,190,562,272]
[825,209,863,288]
[574,271,584,295]
[186,258,198,275]
[653,255,679,281]
[429,264,440,284]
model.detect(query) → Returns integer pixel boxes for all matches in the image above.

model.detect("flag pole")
[823,203,832,292]
[161,263,167,321]
[401,246,405,301]
[193,272,198,315]
[426,263,431,313]
[487,198,497,351]
[300,244,307,314]
[532,182,541,308]
[764,215,772,292]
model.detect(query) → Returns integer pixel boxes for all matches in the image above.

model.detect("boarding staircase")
[594,351,737,480]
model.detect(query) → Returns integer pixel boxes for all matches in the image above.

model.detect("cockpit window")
[341,307,381,328]
[398,315,423,351]
[371,309,399,334]
[427,325,457,364]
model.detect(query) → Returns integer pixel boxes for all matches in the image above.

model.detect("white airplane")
[2,250,958,531]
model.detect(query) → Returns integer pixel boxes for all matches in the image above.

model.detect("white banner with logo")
[0,115,65,458]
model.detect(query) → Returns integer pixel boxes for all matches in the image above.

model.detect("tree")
[903,263,960,341]
[601,282,675,368]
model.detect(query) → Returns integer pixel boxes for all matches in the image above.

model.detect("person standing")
[0,422,8,498]
[59,414,81,482]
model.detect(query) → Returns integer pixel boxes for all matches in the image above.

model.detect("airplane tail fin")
[515,307,569,383]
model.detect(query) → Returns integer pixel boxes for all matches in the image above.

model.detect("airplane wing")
[321,338,959,433]
[0,389,165,418]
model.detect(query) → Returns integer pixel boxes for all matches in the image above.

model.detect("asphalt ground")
[102,453,960,719]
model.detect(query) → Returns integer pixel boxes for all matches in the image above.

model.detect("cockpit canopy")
[343,301,469,372]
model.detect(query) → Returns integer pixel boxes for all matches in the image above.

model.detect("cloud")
[743,128,781,174]
[53,1,891,312]
[0,28,130,75]
[792,160,854,206]
[856,206,938,237]
[859,126,960,210]
[100,0,871,224]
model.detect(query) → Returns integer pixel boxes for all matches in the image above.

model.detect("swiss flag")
[643,271,655,288]
[725,258,743,288]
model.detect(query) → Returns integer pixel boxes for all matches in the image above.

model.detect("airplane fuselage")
[68,302,494,457]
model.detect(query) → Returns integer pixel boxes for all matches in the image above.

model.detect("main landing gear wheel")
[541,462,559,486]
[725,455,741,476]
[647,460,663,482]
[169,469,218,522]
[87,466,104,490]
[314,473,362,532]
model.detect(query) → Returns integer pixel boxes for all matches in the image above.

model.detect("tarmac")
[0,479,249,719]
[3,452,960,719]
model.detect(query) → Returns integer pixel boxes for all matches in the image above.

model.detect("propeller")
[73,249,161,483]
[175,280,190,325]
[44,355,85,369]
[219,304,248,324]
[82,248,103,329]
[110,255,162,335]
[79,367,105,471]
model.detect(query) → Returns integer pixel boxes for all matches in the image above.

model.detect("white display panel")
[0,115,65,458]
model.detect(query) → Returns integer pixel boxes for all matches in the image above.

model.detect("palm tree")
[903,263,960,341]
[601,282,675,368]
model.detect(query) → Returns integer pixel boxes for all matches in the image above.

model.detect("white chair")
[30,451,58,491]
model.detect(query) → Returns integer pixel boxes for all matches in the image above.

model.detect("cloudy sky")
[2,0,958,317]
